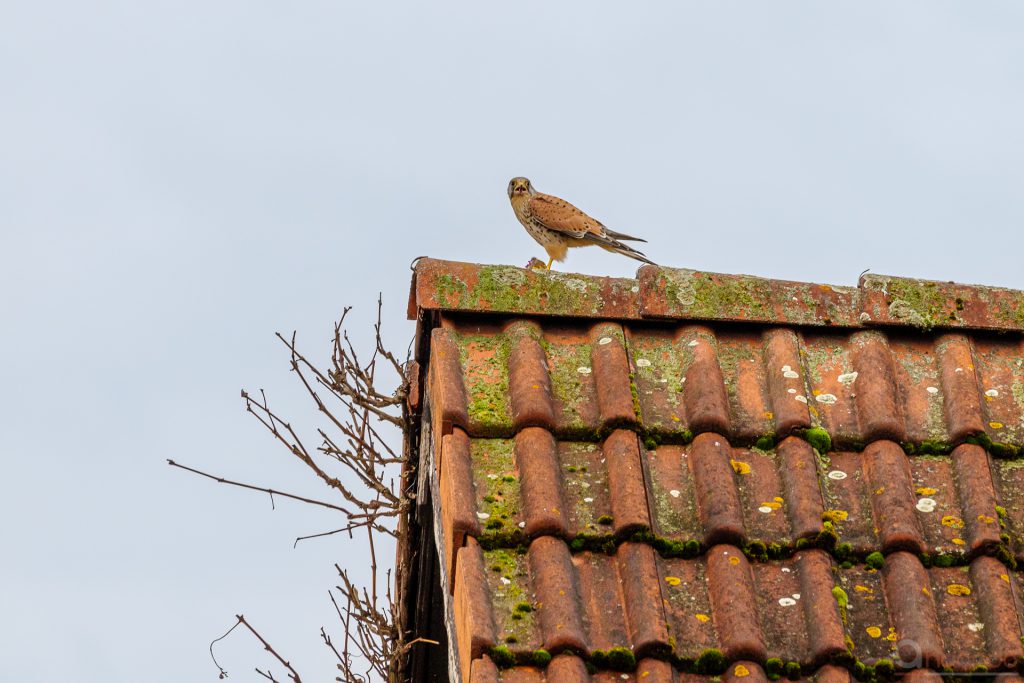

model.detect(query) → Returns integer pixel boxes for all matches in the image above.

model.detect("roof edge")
[409,258,1024,333]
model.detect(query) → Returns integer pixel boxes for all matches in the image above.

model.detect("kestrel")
[507,177,655,269]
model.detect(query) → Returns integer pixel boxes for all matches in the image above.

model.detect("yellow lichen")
[734,664,750,677]
[947,584,971,596]
[728,556,740,566]
[916,487,938,495]
[952,538,965,545]
[665,576,681,586]
[941,516,964,529]
[822,509,849,523]
[978,514,996,524]
[866,626,882,638]
[730,460,751,475]
[695,613,710,623]
[1000,573,1010,583]
[990,421,1004,429]
[854,585,873,594]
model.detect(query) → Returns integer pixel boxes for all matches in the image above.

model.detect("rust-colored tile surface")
[430,317,1024,456]
[411,259,1024,681]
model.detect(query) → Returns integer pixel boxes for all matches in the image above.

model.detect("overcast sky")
[4,2,1024,681]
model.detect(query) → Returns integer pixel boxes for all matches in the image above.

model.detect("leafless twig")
[209,615,302,682]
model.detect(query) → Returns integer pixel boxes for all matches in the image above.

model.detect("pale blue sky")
[3,3,1024,680]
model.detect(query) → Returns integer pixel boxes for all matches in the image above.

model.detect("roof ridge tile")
[412,258,1024,333]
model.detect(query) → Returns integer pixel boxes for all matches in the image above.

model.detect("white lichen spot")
[492,268,527,287]
[778,597,797,607]
[955,367,964,373]
[828,470,848,480]
[598,337,613,346]
[859,312,871,322]
[758,506,774,514]
[551,274,590,293]
[476,512,491,520]
[630,285,640,293]
[795,395,808,404]
[792,593,801,600]
[781,365,799,379]
[781,567,791,573]
[985,389,999,397]
[815,393,838,405]
[669,490,681,498]
[688,340,699,347]
[518,521,526,529]
[577,366,592,375]
[968,622,985,632]
[580,482,590,489]
[500,576,512,585]
[787,388,797,394]
[487,474,499,479]
[916,498,937,513]
[584,497,593,503]
[926,386,939,394]
[636,358,652,368]
[838,372,859,384]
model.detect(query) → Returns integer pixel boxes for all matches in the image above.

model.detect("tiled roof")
[406,259,1024,683]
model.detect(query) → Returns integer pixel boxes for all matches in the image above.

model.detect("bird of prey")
[507,177,655,269]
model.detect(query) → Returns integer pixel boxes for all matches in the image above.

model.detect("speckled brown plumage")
[507,177,654,269]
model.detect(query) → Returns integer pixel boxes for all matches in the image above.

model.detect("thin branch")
[167,459,351,515]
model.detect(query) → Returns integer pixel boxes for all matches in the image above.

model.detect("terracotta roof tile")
[410,260,1024,681]
[429,316,1024,456]
[456,540,1024,674]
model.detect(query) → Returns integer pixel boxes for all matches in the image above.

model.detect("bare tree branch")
[178,298,418,682]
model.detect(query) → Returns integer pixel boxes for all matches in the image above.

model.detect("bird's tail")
[604,242,656,266]
[603,227,647,243]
